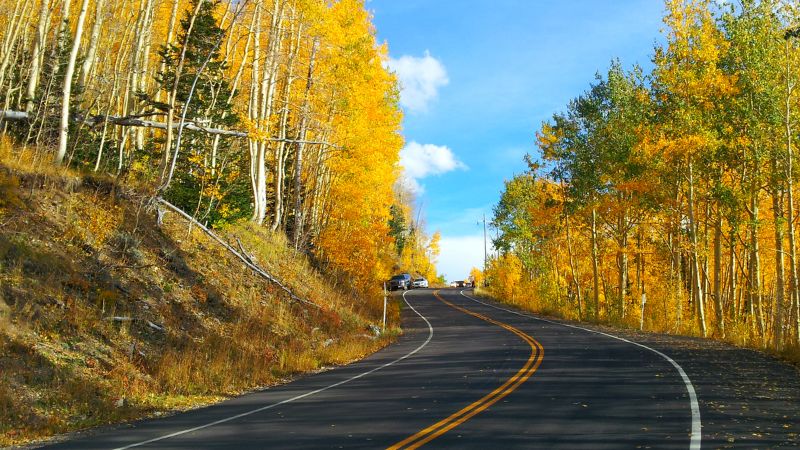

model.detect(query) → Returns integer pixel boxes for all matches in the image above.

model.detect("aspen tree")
[51,0,72,77]
[247,0,262,222]
[25,0,52,113]
[782,19,800,344]
[162,0,204,183]
[271,8,300,232]
[78,0,106,89]
[292,38,318,245]
[0,0,32,99]
[55,0,90,165]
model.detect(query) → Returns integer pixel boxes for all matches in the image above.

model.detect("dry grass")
[0,136,63,176]
[0,146,396,447]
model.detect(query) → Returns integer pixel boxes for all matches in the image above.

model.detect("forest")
[485,0,800,356]
[0,0,441,299]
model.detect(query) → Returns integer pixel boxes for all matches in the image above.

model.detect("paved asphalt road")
[39,288,800,449]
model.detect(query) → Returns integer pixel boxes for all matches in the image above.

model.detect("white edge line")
[115,290,434,450]
[458,289,701,450]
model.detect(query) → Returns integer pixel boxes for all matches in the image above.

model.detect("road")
[41,288,800,449]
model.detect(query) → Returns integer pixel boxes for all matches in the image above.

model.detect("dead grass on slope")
[0,141,400,446]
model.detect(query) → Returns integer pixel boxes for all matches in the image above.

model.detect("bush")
[0,172,22,210]
[108,231,144,264]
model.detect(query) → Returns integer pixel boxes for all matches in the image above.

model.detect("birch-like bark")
[51,0,72,77]
[617,204,628,318]
[248,1,262,222]
[0,0,32,96]
[714,206,725,337]
[687,160,707,336]
[95,39,127,172]
[161,0,204,182]
[155,0,180,104]
[25,0,52,113]
[784,38,800,344]
[55,0,90,165]
[3,0,33,115]
[165,1,244,191]
[210,10,253,177]
[729,234,737,321]
[129,0,154,152]
[565,210,582,319]
[272,13,300,232]
[749,183,766,341]
[78,0,106,89]
[771,159,786,349]
[291,37,318,246]
[252,0,283,225]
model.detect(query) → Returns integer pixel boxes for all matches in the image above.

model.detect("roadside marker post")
[382,282,388,331]
[640,293,647,331]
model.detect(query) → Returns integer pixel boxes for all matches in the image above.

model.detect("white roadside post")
[382,282,388,331]
[640,293,647,331]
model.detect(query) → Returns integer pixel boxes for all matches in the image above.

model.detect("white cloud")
[387,51,449,113]
[438,235,494,282]
[399,141,466,194]
[398,175,425,195]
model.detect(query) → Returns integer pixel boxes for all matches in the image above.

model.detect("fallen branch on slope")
[157,198,319,310]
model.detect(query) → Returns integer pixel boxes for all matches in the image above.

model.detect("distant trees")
[487,0,800,353]
[386,194,441,283]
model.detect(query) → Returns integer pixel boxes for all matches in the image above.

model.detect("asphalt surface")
[38,288,800,449]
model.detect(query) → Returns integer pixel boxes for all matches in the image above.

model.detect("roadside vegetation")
[484,0,800,362]
[0,141,402,446]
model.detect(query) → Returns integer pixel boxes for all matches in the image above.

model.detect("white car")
[412,278,429,288]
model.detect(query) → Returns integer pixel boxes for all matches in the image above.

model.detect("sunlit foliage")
[486,0,800,356]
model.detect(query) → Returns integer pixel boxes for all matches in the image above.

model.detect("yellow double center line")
[388,290,545,449]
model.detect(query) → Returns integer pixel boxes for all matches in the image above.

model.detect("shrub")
[0,172,22,210]
[108,231,144,264]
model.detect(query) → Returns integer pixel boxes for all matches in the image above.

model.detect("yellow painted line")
[388,290,544,450]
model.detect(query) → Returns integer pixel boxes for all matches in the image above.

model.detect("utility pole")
[410,202,423,275]
[483,213,488,286]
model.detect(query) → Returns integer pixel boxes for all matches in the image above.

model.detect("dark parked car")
[388,273,412,291]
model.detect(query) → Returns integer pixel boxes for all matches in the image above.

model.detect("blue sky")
[370,0,667,281]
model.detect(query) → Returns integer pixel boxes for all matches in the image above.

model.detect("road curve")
[37,288,795,449]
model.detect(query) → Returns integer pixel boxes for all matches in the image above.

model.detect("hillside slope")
[0,147,398,447]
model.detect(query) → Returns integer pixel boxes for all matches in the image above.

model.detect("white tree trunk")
[55,0,90,165]
[78,0,106,89]
[162,0,204,182]
[292,38,318,246]
[251,0,283,225]
[25,0,52,113]
[155,0,180,104]
[0,0,32,96]
[50,0,72,78]
[272,15,300,231]
[687,160,707,336]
